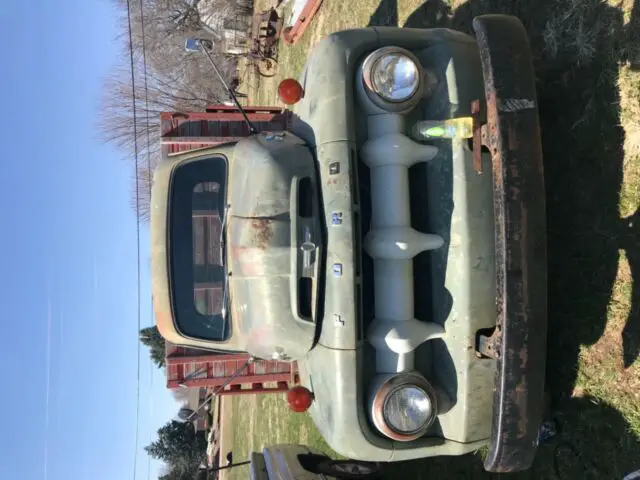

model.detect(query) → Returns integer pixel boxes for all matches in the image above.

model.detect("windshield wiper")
[220,273,230,331]
[219,203,230,338]
[219,203,229,265]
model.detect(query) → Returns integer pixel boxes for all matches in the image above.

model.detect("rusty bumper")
[473,15,548,473]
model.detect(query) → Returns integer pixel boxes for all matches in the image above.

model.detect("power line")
[124,0,142,478]
[138,0,153,205]
[135,2,154,478]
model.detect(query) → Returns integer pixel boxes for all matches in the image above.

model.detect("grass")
[221,393,334,480]
[226,0,640,478]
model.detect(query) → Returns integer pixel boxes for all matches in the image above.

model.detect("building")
[197,1,252,55]
[187,386,210,432]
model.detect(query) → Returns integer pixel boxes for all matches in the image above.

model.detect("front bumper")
[474,15,548,473]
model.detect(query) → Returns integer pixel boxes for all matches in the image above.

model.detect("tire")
[315,460,382,479]
[257,57,277,77]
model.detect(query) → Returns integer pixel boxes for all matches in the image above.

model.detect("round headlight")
[383,385,433,434]
[369,373,438,442]
[370,53,420,103]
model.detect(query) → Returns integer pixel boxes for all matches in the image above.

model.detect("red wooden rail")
[160,105,291,153]
[166,345,299,396]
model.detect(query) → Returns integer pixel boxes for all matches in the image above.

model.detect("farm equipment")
[243,8,283,78]
[153,14,547,473]
[282,0,324,45]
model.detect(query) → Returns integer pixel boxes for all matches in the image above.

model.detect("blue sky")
[0,1,176,479]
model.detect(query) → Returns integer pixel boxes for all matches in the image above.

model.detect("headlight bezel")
[370,372,438,442]
[383,384,433,436]
[360,46,424,113]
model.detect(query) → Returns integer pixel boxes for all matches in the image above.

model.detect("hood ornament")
[300,226,316,276]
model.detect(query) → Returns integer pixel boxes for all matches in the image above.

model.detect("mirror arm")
[197,44,258,134]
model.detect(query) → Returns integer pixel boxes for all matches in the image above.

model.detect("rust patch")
[478,325,503,359]
[471,99,484,175]
[251,218,273,250]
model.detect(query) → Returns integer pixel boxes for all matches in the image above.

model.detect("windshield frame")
[168,155,231,342]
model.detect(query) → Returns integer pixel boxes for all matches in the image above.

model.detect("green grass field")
[227,0,640,478]
[221,394,333,480]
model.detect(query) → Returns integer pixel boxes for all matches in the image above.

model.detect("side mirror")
[226,452,233,465]
[185,37,214,53]
[184,38,202,53]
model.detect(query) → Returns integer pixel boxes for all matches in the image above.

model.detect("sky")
[0,1,177,479]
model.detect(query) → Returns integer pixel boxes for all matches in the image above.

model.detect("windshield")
[170,156,229,341]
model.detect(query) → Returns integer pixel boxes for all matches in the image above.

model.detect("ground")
[225,0,640,478]
[218,392,335,480]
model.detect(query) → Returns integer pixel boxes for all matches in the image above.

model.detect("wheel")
[257,57,277,77]
[315,459,382,479]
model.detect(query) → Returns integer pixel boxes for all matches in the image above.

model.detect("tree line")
[140,325,213,478]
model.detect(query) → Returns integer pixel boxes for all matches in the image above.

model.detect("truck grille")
[358,119,447,374]
[355,158,375,340]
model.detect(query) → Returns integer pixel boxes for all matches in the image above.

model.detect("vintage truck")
[152,15,547,473]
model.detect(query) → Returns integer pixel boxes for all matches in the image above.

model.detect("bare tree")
[113,0,240,75]
[98,58,228,220]
[100,0,242,220]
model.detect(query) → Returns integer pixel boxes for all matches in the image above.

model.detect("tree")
[112,0,237,80]
[139,326,166,368]
[100,0,240,221]
[178,406,196,422]
[146,420,207,477]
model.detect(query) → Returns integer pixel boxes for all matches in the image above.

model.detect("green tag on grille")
[425,126,445,137]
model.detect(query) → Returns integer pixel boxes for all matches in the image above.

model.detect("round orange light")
[278,78,304,105]
[287,386,313,412]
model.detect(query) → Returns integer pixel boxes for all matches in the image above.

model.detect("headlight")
[361,47,423,110]
[383,385,433,434]
[370,53,420,102]
[370,373,437,442]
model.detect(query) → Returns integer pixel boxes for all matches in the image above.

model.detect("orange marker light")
[287,386,314,412]
[278,78,304,105]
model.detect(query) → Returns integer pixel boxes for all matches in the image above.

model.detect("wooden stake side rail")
[166,347,299,396]
[161,136,244,145]
[160,105,291,154]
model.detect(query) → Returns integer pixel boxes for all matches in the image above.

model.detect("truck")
[151,15,547,473]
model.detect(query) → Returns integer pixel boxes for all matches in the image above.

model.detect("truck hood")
[228,133,322,361]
